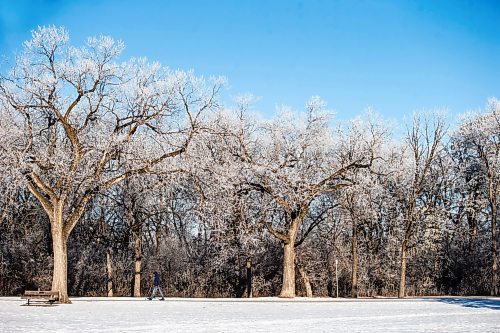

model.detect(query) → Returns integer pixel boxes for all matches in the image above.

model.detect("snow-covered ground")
[1,296,499,332]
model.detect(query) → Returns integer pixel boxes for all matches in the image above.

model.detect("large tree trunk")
[106,247,113,297]
[398,240,407,298]
[133,231,142,297]
[51,213,70,303]
[280,242,296,298]
[274,209,306,298]
[351,219,359,298]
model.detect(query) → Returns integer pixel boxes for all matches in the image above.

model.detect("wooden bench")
[21,290,60,305]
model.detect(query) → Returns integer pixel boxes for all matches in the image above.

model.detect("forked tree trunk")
[351,219,359,298]
[398,241,407,298]
[277,211,307,298]
[106,247,113,297]
[280,242,296,298]
[133,231,142,297]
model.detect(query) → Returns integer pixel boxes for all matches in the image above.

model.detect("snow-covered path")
[1,297,499,332]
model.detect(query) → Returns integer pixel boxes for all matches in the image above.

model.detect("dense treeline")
[0,27,498,300]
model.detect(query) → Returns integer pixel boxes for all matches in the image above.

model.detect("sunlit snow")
[1,297,499,332]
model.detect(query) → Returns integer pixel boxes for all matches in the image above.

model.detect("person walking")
[148,271,165,300]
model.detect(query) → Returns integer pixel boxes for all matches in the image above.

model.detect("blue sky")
[1,0,499,119]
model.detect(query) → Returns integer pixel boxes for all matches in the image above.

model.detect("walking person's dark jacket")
[154,272,160,287]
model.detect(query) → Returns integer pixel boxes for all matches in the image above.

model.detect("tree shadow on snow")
[434,298,500,310]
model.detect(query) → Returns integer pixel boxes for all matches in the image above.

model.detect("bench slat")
[24,291,59,296]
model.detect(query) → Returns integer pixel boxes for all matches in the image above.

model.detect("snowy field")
[1,297,499,332]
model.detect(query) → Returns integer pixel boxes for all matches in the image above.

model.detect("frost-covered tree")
[228,98,386,297]
[0,26,223,302]
[391,113,447,298]
[452,100,499,296]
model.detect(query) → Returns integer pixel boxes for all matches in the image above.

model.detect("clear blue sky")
[1,0,499,119]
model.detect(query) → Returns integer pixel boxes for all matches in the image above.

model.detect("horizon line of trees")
[0,27,498,302]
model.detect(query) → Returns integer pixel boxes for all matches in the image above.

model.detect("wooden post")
[246,258,252,298]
